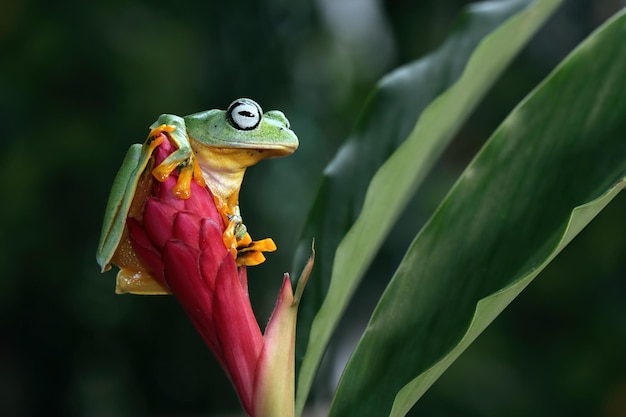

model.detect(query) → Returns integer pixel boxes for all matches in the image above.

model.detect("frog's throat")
[191,141,267,204]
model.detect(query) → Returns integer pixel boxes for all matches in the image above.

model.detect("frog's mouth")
[242,141,299,157]
[189,137,297,168]
[190,136,298,158]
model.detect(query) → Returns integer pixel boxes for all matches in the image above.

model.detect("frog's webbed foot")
[237,234,277,266]
[216,195,277,266]
[148,124,206,199]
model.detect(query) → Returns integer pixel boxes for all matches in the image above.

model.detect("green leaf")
[329,9,626,417]
[294,0,562,413]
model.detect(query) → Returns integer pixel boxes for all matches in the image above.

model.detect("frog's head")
[184,98,298,157]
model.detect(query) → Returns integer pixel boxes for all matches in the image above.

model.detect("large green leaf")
[329,9,626,417]
[294,0,562,412]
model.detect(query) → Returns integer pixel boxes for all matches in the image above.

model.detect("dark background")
[1,0,625,416]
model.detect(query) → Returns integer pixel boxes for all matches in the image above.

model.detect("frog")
[96,98,298,293]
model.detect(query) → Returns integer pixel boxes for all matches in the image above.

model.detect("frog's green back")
[96,144,144,272]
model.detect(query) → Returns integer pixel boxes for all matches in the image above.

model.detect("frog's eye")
[227,99,262,131]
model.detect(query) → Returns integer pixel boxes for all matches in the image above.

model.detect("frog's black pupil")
[238,110,254,118]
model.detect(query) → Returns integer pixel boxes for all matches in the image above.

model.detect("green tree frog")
[96,98,299,286]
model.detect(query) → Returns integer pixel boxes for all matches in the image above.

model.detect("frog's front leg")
[148,115,205,199]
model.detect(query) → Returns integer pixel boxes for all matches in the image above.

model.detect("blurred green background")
[1,0,624,416]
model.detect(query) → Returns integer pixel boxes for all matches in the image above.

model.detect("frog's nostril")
[265,110,290,129]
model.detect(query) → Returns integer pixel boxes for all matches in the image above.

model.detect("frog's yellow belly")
[191,141,279,266]
[189,137,295,206]
[191,141,270,203]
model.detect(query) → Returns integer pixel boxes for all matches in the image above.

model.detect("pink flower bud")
[117,135,309,417]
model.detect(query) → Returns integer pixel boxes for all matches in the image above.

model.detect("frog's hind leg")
[212,193,277,266]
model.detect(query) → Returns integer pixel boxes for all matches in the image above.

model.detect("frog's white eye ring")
[227,99,262,131]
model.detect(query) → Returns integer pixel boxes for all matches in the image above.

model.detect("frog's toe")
[148,124,176,139]
[236,237,277,267]
[221,220,239,259]
[237,251,267,267]
[245,238,277,253]
[153,152,205,200]
[152,160,179,183]
[237,231,252,247]
[172,164,193,199]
